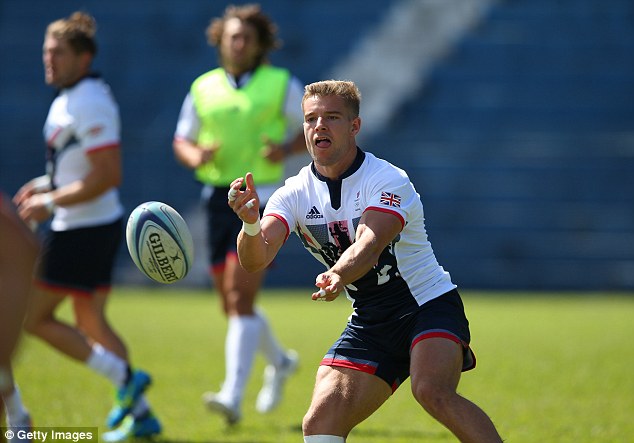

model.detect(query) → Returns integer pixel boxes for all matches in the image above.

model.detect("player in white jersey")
[228,80,504,442]
[10,12,160,442]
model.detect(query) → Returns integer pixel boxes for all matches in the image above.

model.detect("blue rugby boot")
[106,370,152,429]
[102,412,162,442]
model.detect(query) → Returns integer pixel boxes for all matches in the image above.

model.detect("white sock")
[85,343,128,386]
[304,436,345,443]
[2,384,29,422]
[256,308,286,368]
[221,315,262,405]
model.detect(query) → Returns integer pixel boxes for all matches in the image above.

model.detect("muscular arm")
[314,209,403,300]
[237,215,287,272]
[232,173,287,272]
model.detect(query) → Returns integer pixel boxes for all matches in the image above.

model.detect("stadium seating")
[1,0,632,289]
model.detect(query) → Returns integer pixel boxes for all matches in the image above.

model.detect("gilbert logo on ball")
[126,201,194,284]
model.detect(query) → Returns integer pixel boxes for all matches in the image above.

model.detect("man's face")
[219,17,261,75]
[302,94,360,177]
[42,36,87,88]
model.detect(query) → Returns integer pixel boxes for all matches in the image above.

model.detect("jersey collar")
[311,147,366,183]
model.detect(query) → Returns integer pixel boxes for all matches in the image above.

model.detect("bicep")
[261,215,289,260]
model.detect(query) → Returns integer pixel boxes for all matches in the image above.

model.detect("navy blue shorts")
[205,186,266,272]
[37,218,122,297]
[321,289,476,392]
[205,186,242,271]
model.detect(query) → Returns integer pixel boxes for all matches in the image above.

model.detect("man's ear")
[351,116,361,136]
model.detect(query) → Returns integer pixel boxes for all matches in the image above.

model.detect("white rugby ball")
[126,201,194,284]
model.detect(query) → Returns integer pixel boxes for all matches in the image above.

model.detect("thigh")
[223,254,265,314]
[72,288,109,329]
[410,337,463,392]
[26,285,65,325]
[305,365,391,436]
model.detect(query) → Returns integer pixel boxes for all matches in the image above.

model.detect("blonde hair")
[303,80,361,118]
[46,11,97,55]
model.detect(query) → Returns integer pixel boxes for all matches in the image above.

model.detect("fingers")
[312,286,342,302]
[227,177,244,203]
[227,174,259,221]
[313,288,328,302]
[245,172,256,192]
[228,187,238,202]
[312,273,343,302]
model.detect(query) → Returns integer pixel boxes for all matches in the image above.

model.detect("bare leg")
[23,288,92,361]
[410,337,503,443]
[303,366,391,438]
[72,289,128,360]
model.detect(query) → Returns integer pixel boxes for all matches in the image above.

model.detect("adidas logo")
[306,206,324,219]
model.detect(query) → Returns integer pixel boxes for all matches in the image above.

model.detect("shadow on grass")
[351,427,448,440]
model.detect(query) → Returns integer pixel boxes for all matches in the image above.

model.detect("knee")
[411,379,455,417]
[302,410,317,436]
[23,312,44,337]
[224,289,255,316]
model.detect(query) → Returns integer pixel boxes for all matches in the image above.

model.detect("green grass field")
[11,288,634,442]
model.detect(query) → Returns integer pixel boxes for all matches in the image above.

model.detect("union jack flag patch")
[379,191,401,208]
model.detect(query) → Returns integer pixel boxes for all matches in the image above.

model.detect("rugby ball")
[126,201,194,284]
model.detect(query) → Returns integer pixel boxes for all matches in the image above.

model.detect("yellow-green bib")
[191,65,290,186]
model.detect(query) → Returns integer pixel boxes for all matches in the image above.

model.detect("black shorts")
[37,218,122,297]
[205,186,266,271]
[205,187,242,270]
[321,289,476,392]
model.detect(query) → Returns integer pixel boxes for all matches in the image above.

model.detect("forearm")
[237,229,273,273]
[329,235,381,285]
[173,138,212,169]
[50,168,119,207]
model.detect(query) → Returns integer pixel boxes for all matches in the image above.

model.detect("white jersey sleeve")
[283,76,305,137]
[174,93,201,142]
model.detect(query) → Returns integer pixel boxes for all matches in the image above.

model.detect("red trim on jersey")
[364,206,405,228]
[320,357,378,375]
[265,213,290,242]
[173,135,196,144]
[47,127,64,145]
[86,142,120,154]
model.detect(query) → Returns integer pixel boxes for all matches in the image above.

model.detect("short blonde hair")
[302,80,361,118]
[46,11,97,55]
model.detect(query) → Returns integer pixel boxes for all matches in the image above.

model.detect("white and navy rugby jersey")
[44,75,123,230]
[264,149,456,321]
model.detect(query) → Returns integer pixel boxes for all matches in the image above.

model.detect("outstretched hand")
[227,172,260,224]
[312,271,345,302]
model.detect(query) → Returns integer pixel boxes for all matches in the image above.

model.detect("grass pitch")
[11,288,634,442]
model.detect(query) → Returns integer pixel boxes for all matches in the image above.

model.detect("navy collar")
[311,147,366,183]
